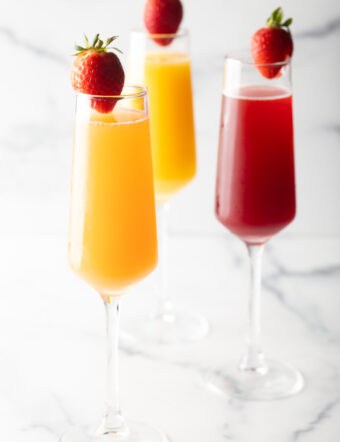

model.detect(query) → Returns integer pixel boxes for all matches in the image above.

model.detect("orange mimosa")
[66,35,166,440]
[145,52,196,202]
[69,106,157,294]
[125,31,209,344]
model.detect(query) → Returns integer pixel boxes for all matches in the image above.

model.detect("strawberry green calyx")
[266,7,293,30]
[73,34,123,56]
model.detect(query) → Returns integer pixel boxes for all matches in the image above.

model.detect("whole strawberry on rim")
[251,7,293,79]
[144,0,183,46]
[71,34,125,113]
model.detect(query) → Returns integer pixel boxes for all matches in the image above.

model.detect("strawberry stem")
[266,7,293,29]
[73,34,123,56]
[92,34,100,47]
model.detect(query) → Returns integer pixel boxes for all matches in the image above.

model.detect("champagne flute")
[62,86,167,441]
[127,30,209,344]
[206,53,304,400]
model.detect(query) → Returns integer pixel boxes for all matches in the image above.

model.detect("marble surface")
[0,0,340,440]
[0,232,339,441]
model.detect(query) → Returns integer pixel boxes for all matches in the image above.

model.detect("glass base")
[127,308,209,345]
[60,420,168,442]
[205,359,304,401]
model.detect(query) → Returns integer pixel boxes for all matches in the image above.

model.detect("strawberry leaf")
[274,7,283,24]
[92,34,100,47]
[106,36,118,46]
[111,47,123,54]
[73,34,123,56]
[266,7,292,29]
[282,18,293,27]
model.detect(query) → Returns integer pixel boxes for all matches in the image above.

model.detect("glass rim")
[76,85,147,100]
[130,28,188,40]
[225,51,291,68]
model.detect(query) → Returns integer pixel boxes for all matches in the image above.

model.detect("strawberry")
[71,34,125,113]
[251,7,293,79]
[144,0,183,46]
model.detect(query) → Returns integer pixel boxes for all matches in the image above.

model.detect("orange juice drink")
[69,107,157,293]
[145,52,196,202]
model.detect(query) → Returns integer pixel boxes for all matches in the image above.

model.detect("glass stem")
[240,244,267,373]
[155,203,175,317]
[98,295,128,437]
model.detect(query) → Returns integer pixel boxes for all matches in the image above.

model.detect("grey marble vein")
[0,122,70,152]
[20,392,74,441]
[296,17,340,39]
[265,244,340,278]
[0,26,68,66]
[119,335,251,398]
[326,124,340,134]
[263,273,335,340]
[292,398,340,441]
[262,248,340,342]
[50,393,75,427]
[0,132,47,153]
[265,262,340,282]
[115,243,340,373]
[119,331,219,379]
[222,421,234,440]
[21,422,59,439]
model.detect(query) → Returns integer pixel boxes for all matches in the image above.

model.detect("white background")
[1,0,339,236]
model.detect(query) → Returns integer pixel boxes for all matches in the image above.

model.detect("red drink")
[215,85,296,244]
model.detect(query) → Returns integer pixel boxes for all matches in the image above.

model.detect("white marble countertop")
[0,232,339,441]
[1,0,340,440]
